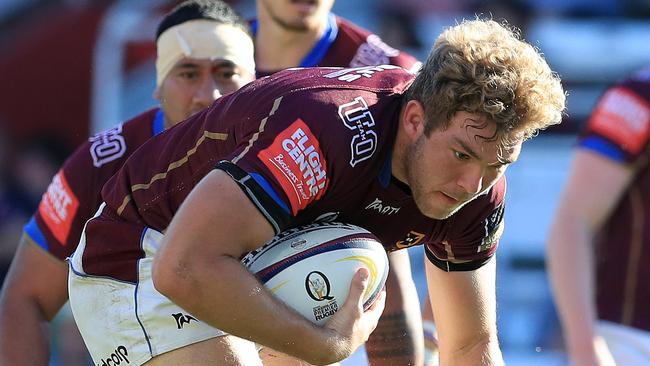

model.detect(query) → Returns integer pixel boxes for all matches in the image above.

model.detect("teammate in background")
[0,1,255,364]
[68,19,565,366]
[254,2,424,364]
[547,67,650,365]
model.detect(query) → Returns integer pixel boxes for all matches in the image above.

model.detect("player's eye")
[454,151,471,161]
[179,71,199,80]
[214,69,240,81]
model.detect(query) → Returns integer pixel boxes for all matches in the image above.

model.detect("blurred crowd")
[1,1,650,365]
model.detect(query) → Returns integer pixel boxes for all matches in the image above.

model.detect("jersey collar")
[152,108,165,136]
[251,12,338,70]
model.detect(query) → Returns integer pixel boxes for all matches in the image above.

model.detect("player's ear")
[153,87,161,101]
[401,100,426,140]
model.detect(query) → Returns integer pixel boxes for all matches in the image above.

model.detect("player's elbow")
[151,251,188,301]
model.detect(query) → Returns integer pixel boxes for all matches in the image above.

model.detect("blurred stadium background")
[1,0,650,365]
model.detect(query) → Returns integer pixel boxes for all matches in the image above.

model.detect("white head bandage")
[155,19,255,86]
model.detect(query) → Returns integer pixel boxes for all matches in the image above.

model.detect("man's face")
[404,111,521,220]
[258,0,334,32]
[155,58,254,128]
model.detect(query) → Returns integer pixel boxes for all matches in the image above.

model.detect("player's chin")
[415,196,461,219]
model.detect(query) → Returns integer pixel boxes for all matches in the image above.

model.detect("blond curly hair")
[407,18,566,145]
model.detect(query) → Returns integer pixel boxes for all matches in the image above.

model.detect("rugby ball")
[241,222,389,325]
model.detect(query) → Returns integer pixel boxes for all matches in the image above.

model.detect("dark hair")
[155,0,251,40]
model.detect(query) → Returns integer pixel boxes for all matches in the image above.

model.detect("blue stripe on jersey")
[23,216,48,251]
[249,13,338,68]
[152,109,165,136]
[580,135,627,163]
[299,13,338,67]
[250,173,291,214]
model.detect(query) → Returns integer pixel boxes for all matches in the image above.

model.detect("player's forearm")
[366,272,423,366]
[153,253,341,364]
[0,295,51,365]
[547,216,599,356]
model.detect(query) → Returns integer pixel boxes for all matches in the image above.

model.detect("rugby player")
[68,19,566,365]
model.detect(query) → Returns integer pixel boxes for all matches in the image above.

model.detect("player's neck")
[255,18,326,72]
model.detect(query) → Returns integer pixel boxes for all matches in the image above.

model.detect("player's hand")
[323,268,386,362]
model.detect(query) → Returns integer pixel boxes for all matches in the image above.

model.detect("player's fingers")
[366,288,386,312]
[345,267,369,311]
[363,289,386,327]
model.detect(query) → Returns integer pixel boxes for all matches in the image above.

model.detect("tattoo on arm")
[366,311,416,359]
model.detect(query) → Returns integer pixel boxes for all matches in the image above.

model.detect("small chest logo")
[365,198,400,215]
[351,34,400,67]
[396,231,426,249]
[172,312,197,329]
[89,124,127,167]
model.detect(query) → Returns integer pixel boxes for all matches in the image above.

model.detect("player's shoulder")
[62,108,158,173]
[264,66,414,98]
[333,15,420,71]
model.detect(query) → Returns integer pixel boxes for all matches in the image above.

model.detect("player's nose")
[194,77,222,108]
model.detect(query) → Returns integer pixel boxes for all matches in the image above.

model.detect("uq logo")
[338,96,377,167]
[89,124,127,168]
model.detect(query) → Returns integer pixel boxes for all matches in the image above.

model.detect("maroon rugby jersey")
[254,14,421,78]
[83,66,505,283]
[579,67,650,331]
[23,108,164,261]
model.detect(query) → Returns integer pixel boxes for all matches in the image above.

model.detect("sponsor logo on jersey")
[350,34,400,67]
[338,96,378,166]
[365,198,400,215]
[395,230,425,249]
[478,204,505,253]
[38,170,79,245]
[324,64,400,83]
[172,312,198,329]
[258,119,328,215]
[89,124,127,167]
[589,87,650,154]
[97,345,129,366]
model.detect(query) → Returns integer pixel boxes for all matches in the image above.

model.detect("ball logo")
[305,271,333,301]
[290,239,307,249]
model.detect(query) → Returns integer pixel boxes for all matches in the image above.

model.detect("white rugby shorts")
[598,320,650,365]
[68,210,228,365]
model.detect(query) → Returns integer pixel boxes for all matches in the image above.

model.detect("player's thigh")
[259,348,340,366]
[144,335,261,366]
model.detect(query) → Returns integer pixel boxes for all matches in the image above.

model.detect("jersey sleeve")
[25,123,134,261]
[217,90,340,233]
[214,69,404,234]
[425,177,506,272]
[579,83,650,164]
